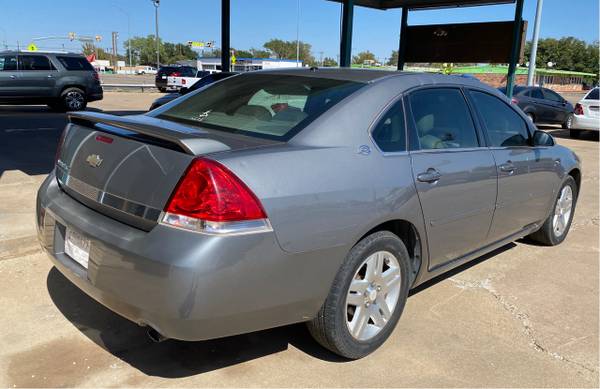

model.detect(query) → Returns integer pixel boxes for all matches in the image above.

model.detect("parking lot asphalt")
[0,92,598,387]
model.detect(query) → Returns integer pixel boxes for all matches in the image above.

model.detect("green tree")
[387,50,398,66]
[123,35,198,66]
[322,57,338,67]
[524,37,599,82]
[263,39,315,65]
[352,51,376,65]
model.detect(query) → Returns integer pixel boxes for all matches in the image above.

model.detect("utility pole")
[151,0,160,68]
[295,0,300,67]
[527,0,543,86]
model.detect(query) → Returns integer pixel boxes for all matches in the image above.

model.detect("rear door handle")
[47,74,54,78]
[417,168,441,183]
[9,75,16,79]
[499,161,515,173]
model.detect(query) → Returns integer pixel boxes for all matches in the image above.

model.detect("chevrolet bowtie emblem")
[86,154,103,168]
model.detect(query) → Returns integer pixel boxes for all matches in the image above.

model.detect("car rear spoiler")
[68,111,231,155]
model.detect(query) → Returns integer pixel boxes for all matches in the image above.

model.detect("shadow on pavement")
[538,125,599,142]
[47,243,518,377]
[0,106,146,177]
[46,268,346,378]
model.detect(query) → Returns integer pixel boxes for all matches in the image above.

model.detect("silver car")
[37,69,581,359]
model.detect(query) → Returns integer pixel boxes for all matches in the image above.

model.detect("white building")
[196,57,303,72]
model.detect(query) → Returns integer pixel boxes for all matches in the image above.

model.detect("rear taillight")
[511,97,519,105]
[92,71,100,81]
[171,71,181,77]
[574,103,584,115]
[162,158,271,235]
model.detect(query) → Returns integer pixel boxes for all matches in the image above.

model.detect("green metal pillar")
[221,0,230,72]
[506,0,525,98]
[397,7,408,70]
[339,0,354,67]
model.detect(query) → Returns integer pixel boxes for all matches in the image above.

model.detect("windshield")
[157,74,364,140]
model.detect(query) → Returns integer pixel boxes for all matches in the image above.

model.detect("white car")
[571,87,599,138]
[167,69,220,89]
[136,66,157,75]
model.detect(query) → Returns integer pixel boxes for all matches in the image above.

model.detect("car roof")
[0,51,83,57]
[254,67,402,83]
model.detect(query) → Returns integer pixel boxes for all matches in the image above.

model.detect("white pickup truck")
[167,69,220,90]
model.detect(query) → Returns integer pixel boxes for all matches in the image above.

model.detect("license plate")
[161,75,167,79]
[65,228,90,269]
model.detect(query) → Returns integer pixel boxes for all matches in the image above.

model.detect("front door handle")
[417,168,441,183]
[47,74,54,78]
[9,75,16,79]
[499,161,515,173]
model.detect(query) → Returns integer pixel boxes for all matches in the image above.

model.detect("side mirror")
[533,130,555,147]
[179,87,189,95]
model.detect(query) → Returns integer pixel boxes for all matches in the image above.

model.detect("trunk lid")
[56,112,278,230]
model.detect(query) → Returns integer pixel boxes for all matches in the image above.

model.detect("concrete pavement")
[0,93,598,387]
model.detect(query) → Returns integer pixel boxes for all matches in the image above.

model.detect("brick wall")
[471,73,585,92]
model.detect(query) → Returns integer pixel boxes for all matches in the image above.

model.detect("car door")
[467,89,558,242]
[542,88,570,123]
[0,53,20,100]
[17,54,57,97]
[406,87,497,269]
[528,87,553,122]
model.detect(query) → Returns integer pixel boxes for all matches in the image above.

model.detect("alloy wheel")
[345,250,402,341]
[553,185,573,237]
[65,91,85,110]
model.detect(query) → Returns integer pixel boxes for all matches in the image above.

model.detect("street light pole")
[527,0,544,86]
[151,0,160,68]
[113,4,133,68]
[295,0,300,67]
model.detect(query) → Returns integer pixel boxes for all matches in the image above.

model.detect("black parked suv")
[155,65,196,92]
[0,51,103,111]
[499,85,574,129]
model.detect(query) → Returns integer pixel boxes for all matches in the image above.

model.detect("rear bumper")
[37,172,339,341]
[572,115,599,131]
[87,85,103,102]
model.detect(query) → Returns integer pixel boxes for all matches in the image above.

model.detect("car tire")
[528,176,577,246]
[562,114,574,129]
[307,231,411,359]
[60,87,87,111]
[570,129,581,138]
[158,87,167,93]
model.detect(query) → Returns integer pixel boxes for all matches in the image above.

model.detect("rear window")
[157,74,364,140]
[585,88,599,100]
[56,56,94,71]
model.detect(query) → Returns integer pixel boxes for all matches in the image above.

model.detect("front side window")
[469,90,530,147]
[0,55,17,71]
[158,74,363,140]
[530,88,544,99]
[56,56,94,71]
[371,100,406,152]
[409,88,479,150]
[19,55,54,71]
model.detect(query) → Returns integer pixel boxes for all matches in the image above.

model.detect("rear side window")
[0,55,17,71]
[469,90,530,147]
[530,88,544,99]
[56,56,94,71]
[585,88,599,100]
[19,55,55,71]
[543,88,563,102]
[371,100,406,152]
[158,74,363,141]
[409,88,479,150]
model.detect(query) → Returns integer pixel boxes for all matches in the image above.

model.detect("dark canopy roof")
[327,0,514,10]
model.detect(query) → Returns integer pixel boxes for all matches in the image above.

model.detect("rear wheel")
[158,87,167,93]
[563,113,574,129]
[528,176,577,246]
[60,87,87,111]
[307,231,410,359]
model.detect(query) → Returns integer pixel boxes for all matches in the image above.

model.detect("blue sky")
[1,0,598,62]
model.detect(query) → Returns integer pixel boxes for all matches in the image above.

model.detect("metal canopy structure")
[218,0,525,96]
